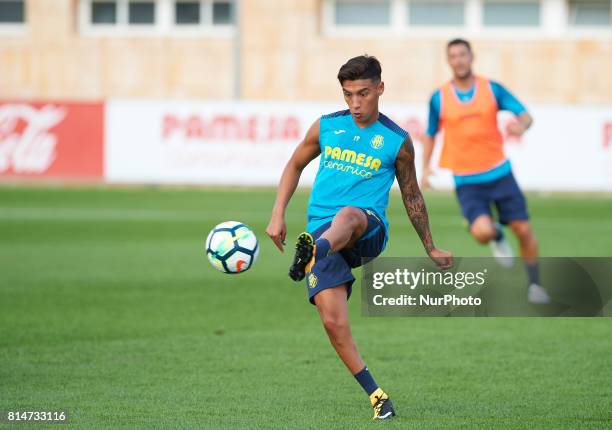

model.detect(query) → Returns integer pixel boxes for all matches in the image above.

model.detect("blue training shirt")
[306,110,408,238]
[426,80,527,185]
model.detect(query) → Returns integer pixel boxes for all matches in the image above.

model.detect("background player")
[266,55,453,420]
[420,38,550,304]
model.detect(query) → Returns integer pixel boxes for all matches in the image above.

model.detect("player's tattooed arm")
[395,135,435,254]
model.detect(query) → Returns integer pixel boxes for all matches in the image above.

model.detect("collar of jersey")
[348,113,380,131]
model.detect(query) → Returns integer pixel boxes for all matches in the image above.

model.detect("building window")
[409,0,464,26]
[175,1,200,24]
[334,0,391,26]
[483,1,541,27]
[92,1,117,24]
[89,0,156,26]
[325,0,612,34]
[568,0,611,26]
[0,0,25,23]
[212,0,234,25]
[128,1,155,24]
[172,0,235,26]
[81,0,236,34]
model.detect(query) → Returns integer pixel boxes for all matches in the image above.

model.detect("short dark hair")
[447,38,472,52]
[337,55,381,84]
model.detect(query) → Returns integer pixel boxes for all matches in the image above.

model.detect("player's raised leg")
[470,214,514,267]
[320,206,368,254]
[289,206,367,281]
[314,285,395,420]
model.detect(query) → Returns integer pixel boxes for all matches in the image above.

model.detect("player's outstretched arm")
[266,119,321,252]
[395,136,453,270]
[507,112,533,137]
[420,92,440,189]
[419,134,436,189]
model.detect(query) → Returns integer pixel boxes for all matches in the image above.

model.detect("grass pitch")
[0,186,610,429]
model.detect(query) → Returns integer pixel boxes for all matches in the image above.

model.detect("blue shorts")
[455,172,529,226]
[305,208,386,305]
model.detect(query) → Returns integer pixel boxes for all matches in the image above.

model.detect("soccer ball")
[206,221,259,274]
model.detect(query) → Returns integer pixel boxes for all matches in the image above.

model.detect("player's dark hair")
[447,38,472,52]
[337,55,382,84]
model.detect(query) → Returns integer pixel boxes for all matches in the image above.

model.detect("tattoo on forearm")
[395,137,434,253]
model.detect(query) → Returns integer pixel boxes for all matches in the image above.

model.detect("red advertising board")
[0,101,104,179]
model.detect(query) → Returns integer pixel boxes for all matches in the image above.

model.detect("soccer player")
[420,38,550,304]
[266,55,453,420]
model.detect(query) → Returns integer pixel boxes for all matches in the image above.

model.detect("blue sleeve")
[490,81,527,116]
[426,90,441,137]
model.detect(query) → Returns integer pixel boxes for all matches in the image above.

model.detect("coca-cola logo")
[0,103,66,174]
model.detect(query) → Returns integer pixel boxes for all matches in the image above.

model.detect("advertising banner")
[0,101,104,179]
[105,100,612,191]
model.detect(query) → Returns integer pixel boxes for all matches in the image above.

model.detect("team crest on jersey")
[370,134,384,149]
[308,273,318,289]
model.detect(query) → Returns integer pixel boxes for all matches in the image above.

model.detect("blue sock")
[494,223,504,241]
[525,262,540,285]
[354,366,379,396]
[314,238,331,261]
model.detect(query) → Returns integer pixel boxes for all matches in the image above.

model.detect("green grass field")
[1,186,610,429]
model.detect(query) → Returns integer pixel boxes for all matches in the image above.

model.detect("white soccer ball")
[205,221,259,274]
